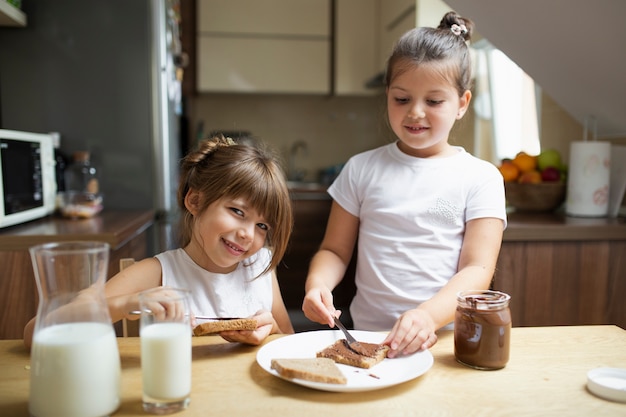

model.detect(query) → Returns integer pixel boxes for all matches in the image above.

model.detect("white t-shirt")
[155,248,273,318]
[328,142,507,331]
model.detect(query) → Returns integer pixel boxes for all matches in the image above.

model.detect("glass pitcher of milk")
[28,241,121,417]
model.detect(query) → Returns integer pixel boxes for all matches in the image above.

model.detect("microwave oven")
[0,129,57,228]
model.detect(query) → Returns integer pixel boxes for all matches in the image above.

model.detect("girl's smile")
[403,123,429,134]
[221,237,246,256]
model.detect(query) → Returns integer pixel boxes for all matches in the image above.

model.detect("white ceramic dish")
[256,330,433,392]
[587,367,626,403]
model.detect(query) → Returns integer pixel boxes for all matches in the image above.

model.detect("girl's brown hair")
[177,135,293,276]
[384,11,474,96]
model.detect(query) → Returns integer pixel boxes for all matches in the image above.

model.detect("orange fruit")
[498,161,520,182]
[512,152,538,173]
[518,170,542,184]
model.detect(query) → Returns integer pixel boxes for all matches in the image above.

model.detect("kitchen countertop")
[0,210,155,251]
[504,211,626,241]
[1,325,624,416]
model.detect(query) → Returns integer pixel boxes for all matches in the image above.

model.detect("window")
[471,40,541,164]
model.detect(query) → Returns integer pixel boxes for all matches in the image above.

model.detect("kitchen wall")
[192,91,483,182]
[189,87,612,183]
[191,93,391,182]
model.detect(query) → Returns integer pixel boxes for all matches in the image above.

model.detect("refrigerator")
[0,0,184,254]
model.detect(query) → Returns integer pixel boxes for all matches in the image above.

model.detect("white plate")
[256,330,433,392]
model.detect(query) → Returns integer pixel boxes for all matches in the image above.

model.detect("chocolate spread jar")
[454,290,511,370]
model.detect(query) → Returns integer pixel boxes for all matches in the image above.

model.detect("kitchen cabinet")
[277,189,356,331]
[337,0,450,93]
[378,0,415,70]
[0,210,155,339]
[0,1,26,27]
[334,0,378,95]
[194,0,454,95]
[377,0,451,73]
[196,0,331,94]
[493,212,626,329]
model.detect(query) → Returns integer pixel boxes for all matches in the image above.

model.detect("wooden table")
[1,326,625,416]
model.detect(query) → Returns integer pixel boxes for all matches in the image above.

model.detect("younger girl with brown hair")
[24,135,294,348]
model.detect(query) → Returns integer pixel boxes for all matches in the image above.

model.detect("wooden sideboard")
[494,211,626,329]
[0,210,155,339]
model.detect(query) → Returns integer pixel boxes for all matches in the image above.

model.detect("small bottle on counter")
[65,151,99,194]
[454,290,512,370]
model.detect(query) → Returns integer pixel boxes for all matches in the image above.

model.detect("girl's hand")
[218,310,274,345]
[302,286,337,328]
[135,286,188,322]
[383,308,438,358]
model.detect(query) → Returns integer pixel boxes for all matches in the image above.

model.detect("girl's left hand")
[218,310,274,345]
[382,309,438,358]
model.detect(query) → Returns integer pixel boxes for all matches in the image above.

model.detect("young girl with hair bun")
[24,135,295,349]
[302,12,507,357]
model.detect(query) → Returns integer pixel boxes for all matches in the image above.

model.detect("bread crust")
[193,318,257,336]
[317,339,389,369]
[271,358,347,384]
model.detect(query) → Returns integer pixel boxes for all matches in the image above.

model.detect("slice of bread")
[271,358,347,384]
[193,318,258,336]
[317,339,389,369]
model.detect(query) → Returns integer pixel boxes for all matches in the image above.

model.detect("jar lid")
[457,290,511,309]
[587,367,626,403]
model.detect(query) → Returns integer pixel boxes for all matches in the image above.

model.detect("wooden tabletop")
[1,325,625,416]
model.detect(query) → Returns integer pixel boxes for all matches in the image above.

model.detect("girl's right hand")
[135,286,188,322]
[302,286,337,328]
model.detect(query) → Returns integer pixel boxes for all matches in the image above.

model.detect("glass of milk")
[28,241,121,417]
[139,287,192,414]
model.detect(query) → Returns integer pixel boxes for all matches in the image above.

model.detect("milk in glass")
[141,322,192,401]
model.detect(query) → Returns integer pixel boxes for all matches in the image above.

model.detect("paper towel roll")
[566,141,611,217]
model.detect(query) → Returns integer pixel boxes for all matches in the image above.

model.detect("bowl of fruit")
[498,150,567,212]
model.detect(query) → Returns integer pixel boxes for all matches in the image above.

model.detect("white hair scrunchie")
[450,23,468,36]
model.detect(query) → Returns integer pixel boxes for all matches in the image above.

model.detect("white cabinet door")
[378,0,416,69]
[198,0,329,36]
[334,0,378,95]
[197,36,329,93]
[197,0,330,94]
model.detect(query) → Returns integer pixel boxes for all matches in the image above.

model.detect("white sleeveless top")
[155,248,274,318]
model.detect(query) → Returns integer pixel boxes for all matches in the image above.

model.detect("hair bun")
[439,11,473,41]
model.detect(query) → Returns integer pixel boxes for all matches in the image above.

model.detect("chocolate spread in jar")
[454,290,511,370]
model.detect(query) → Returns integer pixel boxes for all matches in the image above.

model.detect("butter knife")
[129,310,241,321]
[333,316,371,356]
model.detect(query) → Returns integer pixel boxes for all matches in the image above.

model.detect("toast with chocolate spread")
[316,339,389,369]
